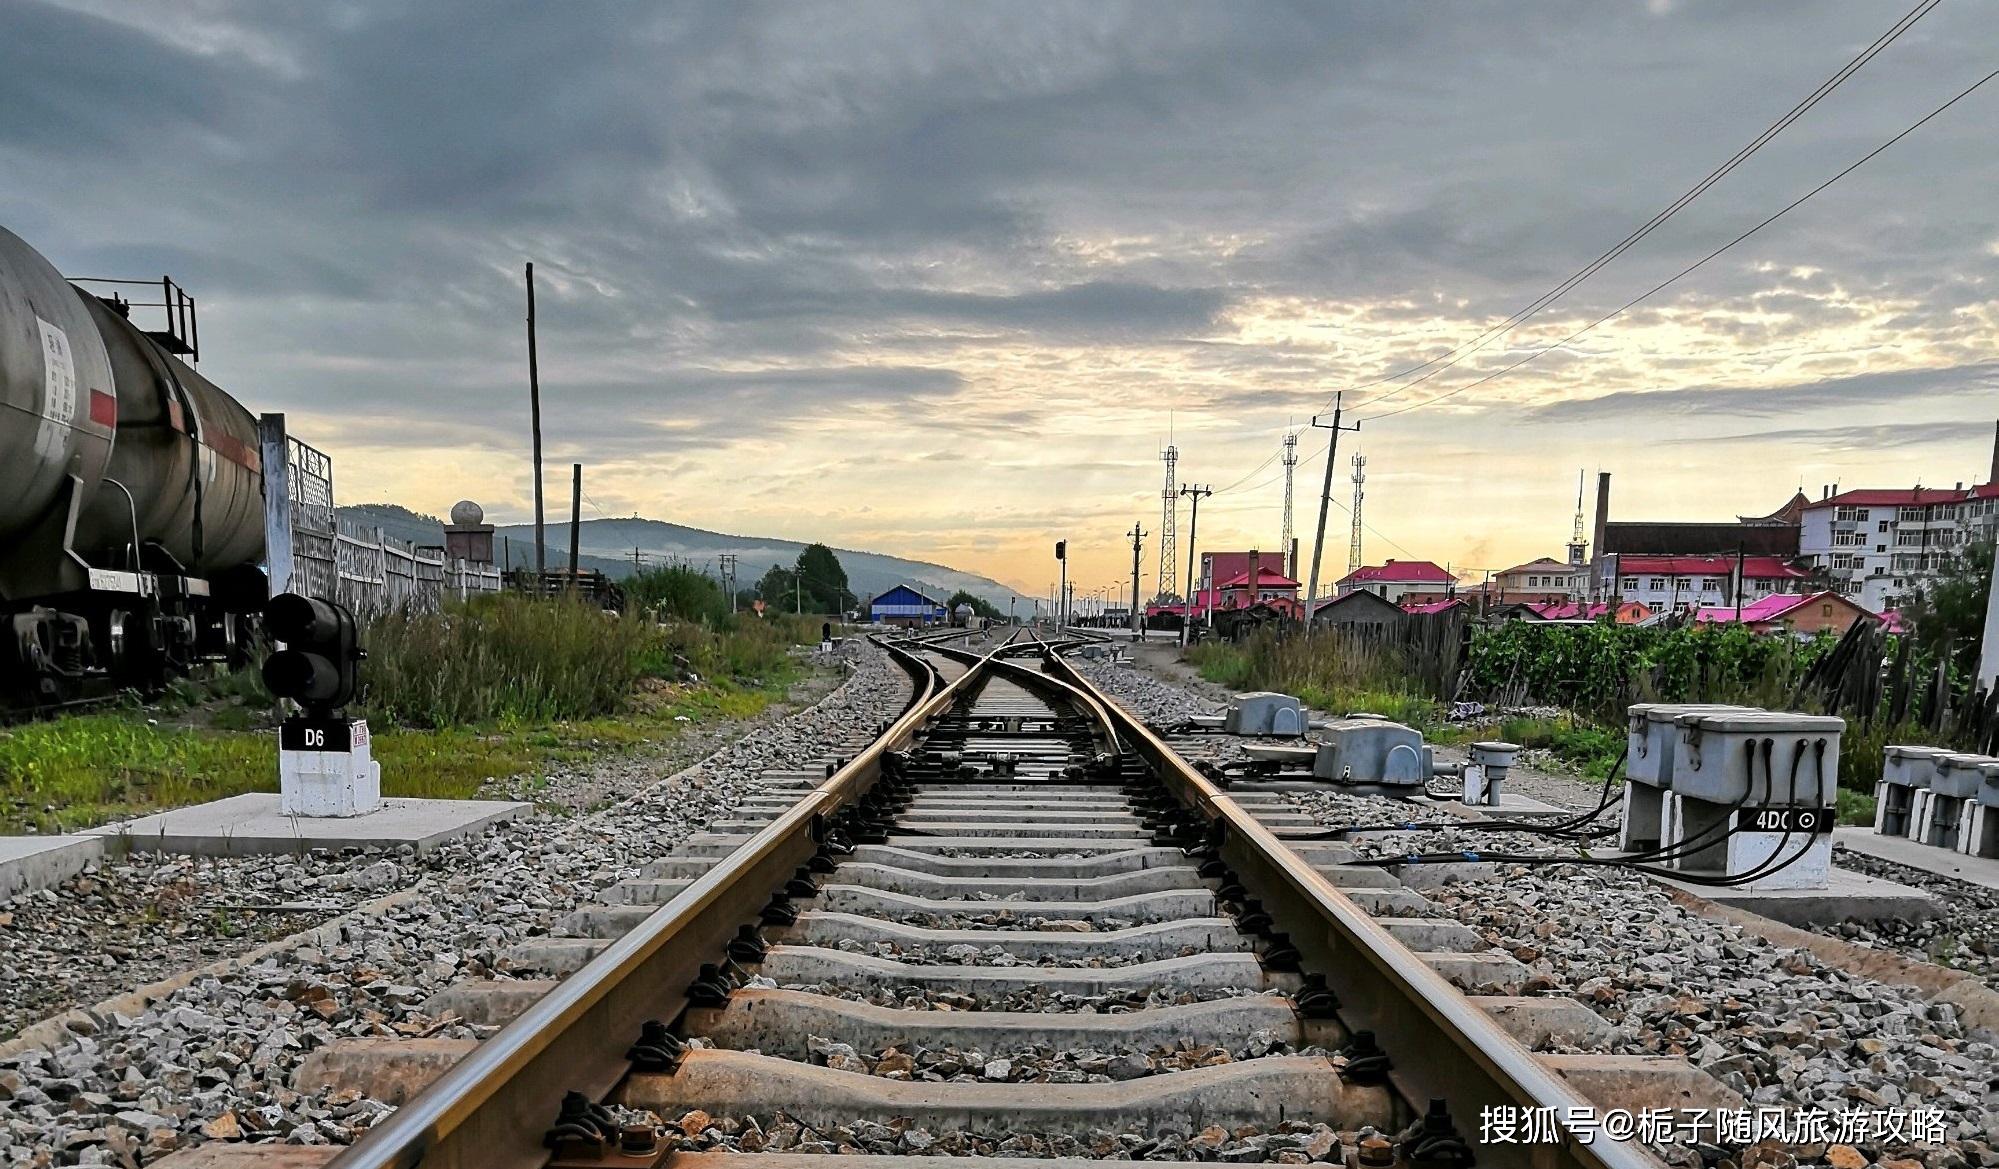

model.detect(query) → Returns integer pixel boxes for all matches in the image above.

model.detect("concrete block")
[1341,887,1438,916]
[147,1150,339,1168]
[501,937,606,975]
[1419,951,1528,994]
[783,911,1250,961]
[759,945,1282,997]
[1475,995,1614,1051]
[559,903,658,938]
[1833,827,1999,892]
[848,844,1185,877]
[86,794,529,857]
[1540,1053,1745,1114]
[686,988,1316,1057]
[1373,916,1486,952]
[1647,863,1936,928]
[291,1037,476,1104]
[0,835,103,901]
[419,979,557,1026]
[620,1048,1394,1136]
[823,860,1210,903]
[607,877,692,905]
[814,882,1216,924]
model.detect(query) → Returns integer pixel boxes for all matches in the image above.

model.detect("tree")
[626,565,729,624]
[756,563,798,609]
[1900,539,1994,678]
[947,590,1002,618]
[795,544,850,614]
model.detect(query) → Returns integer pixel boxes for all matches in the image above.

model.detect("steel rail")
[1042,648,1663,1169]
[324,640,989,1169]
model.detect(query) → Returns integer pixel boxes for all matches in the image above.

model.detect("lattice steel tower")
[1158,444,1179,600]
[1279,432,1299,579]
[1347,453,1367,574]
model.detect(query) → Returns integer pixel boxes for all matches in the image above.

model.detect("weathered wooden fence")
[334,521,503,618]
[1795,619,1999,755]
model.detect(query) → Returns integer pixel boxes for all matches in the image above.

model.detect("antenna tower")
[1566,469,1588,565]
[1347,453,1367,573]
[1158,444,1179,600]
[1279,432,1299,578]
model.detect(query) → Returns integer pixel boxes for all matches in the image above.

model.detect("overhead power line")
[1361,62,1999,423]
[1343,0,1942,415]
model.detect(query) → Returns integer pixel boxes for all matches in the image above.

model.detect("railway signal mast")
[263,593,380,818]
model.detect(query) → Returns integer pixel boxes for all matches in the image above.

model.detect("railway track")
[292,634,1655,1169]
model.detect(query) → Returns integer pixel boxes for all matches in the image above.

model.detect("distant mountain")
[335,505,1035,613]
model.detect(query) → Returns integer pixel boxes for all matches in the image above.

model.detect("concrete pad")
[761,945,1285,996]
[1419,951,1528,994]
[86,794,529,857]
[419,979,557,1026]
[1475,996,1614,1051]
[1646,864,1936,928]
[0,835,103,900]
[814,882,1216,923]
[621,1048,1395,1136]
[825,861,1210,902]
[687,988,1323,1056]
[501,937,606,975]
[1540,1053,1745,1113]
[291,1037,477,1104]
[1833,827,1999,891]
[783,911,1251,960]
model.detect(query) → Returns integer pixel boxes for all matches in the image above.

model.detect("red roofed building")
[1336,559,1456,603]
[1799,438,1999,610]
[1611,554,1808,614]
[1693,589,1882,637]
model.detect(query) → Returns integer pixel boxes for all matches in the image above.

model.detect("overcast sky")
[5,1,1996,598]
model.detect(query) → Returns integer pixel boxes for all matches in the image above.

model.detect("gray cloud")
[3,0,1996,567]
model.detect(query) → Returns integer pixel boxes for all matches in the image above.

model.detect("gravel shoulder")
[0,645,905,1166]
[1076,655,1999,1169]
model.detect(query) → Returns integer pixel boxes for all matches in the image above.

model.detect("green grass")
[1186,635,1442,730]
[0,677,797,835]
[0,597,818,833]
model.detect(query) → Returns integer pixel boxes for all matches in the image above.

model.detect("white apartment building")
[1799,483,1999,612]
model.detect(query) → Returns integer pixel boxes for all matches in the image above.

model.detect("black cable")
[1345,0,1941,415]
[1364,62,1999,423]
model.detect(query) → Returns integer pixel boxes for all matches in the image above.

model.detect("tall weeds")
[361,594,660,728]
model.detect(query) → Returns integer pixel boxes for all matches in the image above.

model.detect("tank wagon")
[1,225,266,705]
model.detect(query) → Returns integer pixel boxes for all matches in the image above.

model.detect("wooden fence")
[334,521,503,618]
[1796,619,1999,756]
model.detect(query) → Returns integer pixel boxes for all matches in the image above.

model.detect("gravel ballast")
[1077,654,1999,1169]
[0,645,906,1166]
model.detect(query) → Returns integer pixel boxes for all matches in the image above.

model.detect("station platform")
[87,794,531,857]
[0,835,104,900]
[1831,827,1999,892]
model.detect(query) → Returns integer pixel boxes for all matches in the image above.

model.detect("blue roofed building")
[868,583,947,627]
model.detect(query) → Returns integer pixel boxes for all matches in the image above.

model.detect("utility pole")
[1305,395,1361,618]
[719,553,738,613]
[526,263,546,581]
[1977,538,1999,695]
[1179,484,1212,647]
[1127,522,1146,639]
[563,463,583,596]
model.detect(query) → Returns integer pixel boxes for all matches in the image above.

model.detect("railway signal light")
[262,593,363,715]
[1054,540,1066,561]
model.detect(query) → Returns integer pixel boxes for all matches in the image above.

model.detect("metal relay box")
[1224,692,1307,736]
[1311,717,1431,787]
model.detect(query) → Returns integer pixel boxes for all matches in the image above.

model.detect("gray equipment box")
[1225,692,1306,736]
[1626,703,1753,787]
[1312,718,1431,786]
[1876,745,1951,838]
[1668,711,1844,806]
[1977,760,1999,809]
[1929,753,1992,800]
